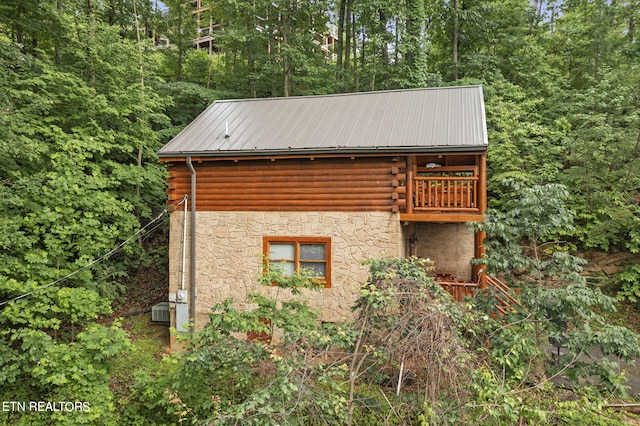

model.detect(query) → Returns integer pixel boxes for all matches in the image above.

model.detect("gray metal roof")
[158,86,488,158]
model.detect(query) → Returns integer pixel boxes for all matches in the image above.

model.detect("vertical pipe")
[181,195,187,291]
[186,157,197,332]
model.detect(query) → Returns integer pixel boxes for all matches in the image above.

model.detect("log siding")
[165,156,405,212]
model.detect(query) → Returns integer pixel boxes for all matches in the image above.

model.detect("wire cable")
[0,195,187,307]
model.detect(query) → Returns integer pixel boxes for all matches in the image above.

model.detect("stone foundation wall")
[168,211,404,343]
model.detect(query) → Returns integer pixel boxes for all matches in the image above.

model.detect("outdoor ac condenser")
[151,302,170,323]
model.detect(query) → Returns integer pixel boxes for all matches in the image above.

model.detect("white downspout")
[186,157,197,332]
[180,195,187,291]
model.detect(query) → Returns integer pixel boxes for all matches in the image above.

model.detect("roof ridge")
[215,85,483,103]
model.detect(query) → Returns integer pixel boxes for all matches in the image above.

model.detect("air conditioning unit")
[151,302,170,323]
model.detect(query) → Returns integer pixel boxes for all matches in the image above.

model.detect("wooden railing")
[436,275,522,315]
[414,176,478,212]
[437,280,478,301]
[484,275,522,315]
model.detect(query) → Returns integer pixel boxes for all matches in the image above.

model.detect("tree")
[123,266,351,425]
[483,79,568,202]
[549,0,631,90]
[561,72,640,252]
[348,257,477,425]
[0,10,168,421]
[160,0,196,81]
[202,0,333,98]
[474,180,640,394]
[0,0,66,55]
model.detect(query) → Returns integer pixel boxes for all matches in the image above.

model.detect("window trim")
[263,236,331,288]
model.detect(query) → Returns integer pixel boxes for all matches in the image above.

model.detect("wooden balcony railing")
[414,176,479,212]
[407,165,480,214]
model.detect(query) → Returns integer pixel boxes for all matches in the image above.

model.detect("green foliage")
[258,256,326,295]
[0,5,169,423]
[151,80,230,143]
[186,0,334,97]
[0,33,167,296]
[476,181,640,395]
[484,80,568,197]
[474,180,577,277]
[553,403,630,426]
[561,73,640,252]
[107,255,640,425]
[351,257,482,424]
[2,0,640,423]
[119,258,479,425]
[466,367,548,425]
[616,263,640,304]
[123,266,352,425]
[0,319,130,425]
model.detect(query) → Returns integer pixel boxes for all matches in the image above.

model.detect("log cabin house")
[158,86,503,348]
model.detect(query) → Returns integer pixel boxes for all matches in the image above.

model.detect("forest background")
[1,0,640,424]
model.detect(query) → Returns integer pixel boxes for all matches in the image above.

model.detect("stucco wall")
[168,211,404,339]
[409,223,475,281]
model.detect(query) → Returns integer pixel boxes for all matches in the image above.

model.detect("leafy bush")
[475,181,640,396]
[616,263,640,305]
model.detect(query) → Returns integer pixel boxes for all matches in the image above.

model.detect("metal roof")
[157,86,488,158]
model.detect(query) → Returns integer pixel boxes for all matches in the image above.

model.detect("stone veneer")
[409,223,475,281]
[168,211,404,346]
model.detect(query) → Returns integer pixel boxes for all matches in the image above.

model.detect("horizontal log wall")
[165,157,406,212]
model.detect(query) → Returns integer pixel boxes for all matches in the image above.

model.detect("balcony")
[400,165,485,222]
[414,175,478,212]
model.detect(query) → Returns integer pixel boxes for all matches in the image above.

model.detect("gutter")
[186,156,197,332]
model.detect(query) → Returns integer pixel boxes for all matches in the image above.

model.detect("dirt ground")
[580,251,640,284]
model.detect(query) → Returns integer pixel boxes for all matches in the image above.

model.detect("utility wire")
[0,196,187,307]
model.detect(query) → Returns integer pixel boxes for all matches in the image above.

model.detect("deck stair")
[436,274,522,314]
[484,275,522,315]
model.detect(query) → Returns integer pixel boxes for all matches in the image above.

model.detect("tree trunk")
[176,1,184,81]
[452,0,459,81]
[86,0,96,84]
[379,9,389,84]
[352,13,357,87]
[529,0,542,33]
[133,0,145,247]
[55,0,63,63]
[406,0,415,65]
[344,0,352,71]
[248,19,255,97]
[629,2,636,43]
[337,0,346,71]
[394,17,399,64]
[282,1,291,97]
[360,20,365,70]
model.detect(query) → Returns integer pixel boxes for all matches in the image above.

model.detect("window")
[263,237,331,288]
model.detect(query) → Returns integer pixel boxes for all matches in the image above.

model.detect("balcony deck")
[400,165,484,222]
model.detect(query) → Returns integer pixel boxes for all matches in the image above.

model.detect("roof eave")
[157,145,488,159]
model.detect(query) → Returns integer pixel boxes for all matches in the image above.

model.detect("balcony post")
[478,153,487,215]
[477,153,487,288]
[406,155,414,214]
